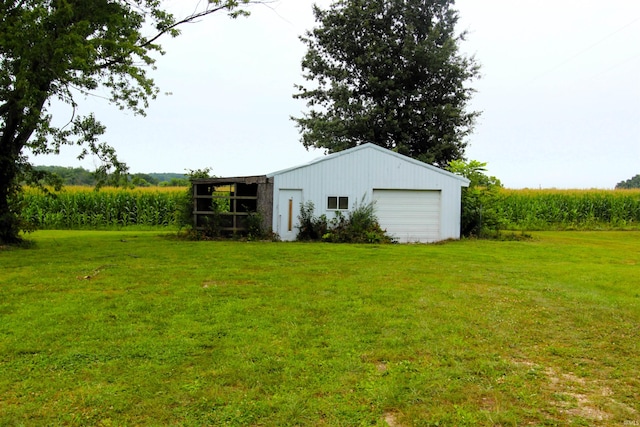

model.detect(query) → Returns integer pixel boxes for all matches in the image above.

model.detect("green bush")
[245,211,270,240]
[297,198,393,243]
[296,201,328,241]
[447,160,504,238]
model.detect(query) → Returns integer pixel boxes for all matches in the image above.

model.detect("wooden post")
[288,198,293,232]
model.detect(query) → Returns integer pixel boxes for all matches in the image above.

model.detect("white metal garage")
[373,189,441,243]
[268,143,469,243]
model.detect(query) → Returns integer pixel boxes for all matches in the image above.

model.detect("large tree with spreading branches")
[292,0,480,166]
[0,0,260,244]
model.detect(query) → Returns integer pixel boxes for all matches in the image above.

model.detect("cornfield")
[498,189,640,230]
[20,186,640,231]
[21,186,188,229]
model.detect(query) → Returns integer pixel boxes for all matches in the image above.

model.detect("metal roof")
[267,143,470,186]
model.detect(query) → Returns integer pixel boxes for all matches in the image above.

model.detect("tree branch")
[98,1,271,70]
[140,4,230,50]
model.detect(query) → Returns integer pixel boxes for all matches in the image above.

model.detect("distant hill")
[147,172,188,183]
[33,166,189,186]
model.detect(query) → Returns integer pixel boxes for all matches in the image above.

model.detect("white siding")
[268,144,468,242]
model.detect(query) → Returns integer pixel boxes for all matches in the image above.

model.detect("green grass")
[1,231,639,426]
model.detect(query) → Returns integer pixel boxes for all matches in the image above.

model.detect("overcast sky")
[35,0,640,188]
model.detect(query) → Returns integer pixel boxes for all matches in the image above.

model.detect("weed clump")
[296,199,394,244]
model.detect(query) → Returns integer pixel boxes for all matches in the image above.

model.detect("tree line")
[616,174,640,189]
[32,166,188,187]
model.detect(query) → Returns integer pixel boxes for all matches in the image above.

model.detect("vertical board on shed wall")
[373,190,441,243]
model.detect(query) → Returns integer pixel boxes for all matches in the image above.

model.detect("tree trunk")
[0,88,49,244]
[0,169,20,244]
[0,135,23,244]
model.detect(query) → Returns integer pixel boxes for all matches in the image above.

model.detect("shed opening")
[192,176,273,236]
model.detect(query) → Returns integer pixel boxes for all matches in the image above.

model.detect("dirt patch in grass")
[375,362,388,373]
[383,411,403,427]
[512,359,637,424]
[544,366,610,422]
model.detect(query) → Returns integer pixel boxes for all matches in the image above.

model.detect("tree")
[615,174,640,189]
[34,166,96,186]
[447,160,503,237]
[0,0,260,244]
[292,0,480,166]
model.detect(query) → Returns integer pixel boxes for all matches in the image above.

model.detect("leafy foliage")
[615,174,640,189]
[32,166,96,186]
[296,198,393,243]
[296,201,328,241]
[245,211,269,240]
[292,0,480,167]
[178,168,215,232]
[448,159,503,237]
[0,0,256,244]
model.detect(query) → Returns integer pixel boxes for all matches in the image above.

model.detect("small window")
[328,196,337,210]
[328,196,349,210]
[338,197,349,210]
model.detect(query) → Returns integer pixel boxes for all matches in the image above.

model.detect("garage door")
[372,190,441,243]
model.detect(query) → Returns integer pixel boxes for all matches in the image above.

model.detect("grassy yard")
[1,231,639,426]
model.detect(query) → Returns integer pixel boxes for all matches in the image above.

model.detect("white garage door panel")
[373,190,441,243]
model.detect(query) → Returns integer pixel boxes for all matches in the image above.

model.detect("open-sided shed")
[191,175,273,236]
[267,143,469,243]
